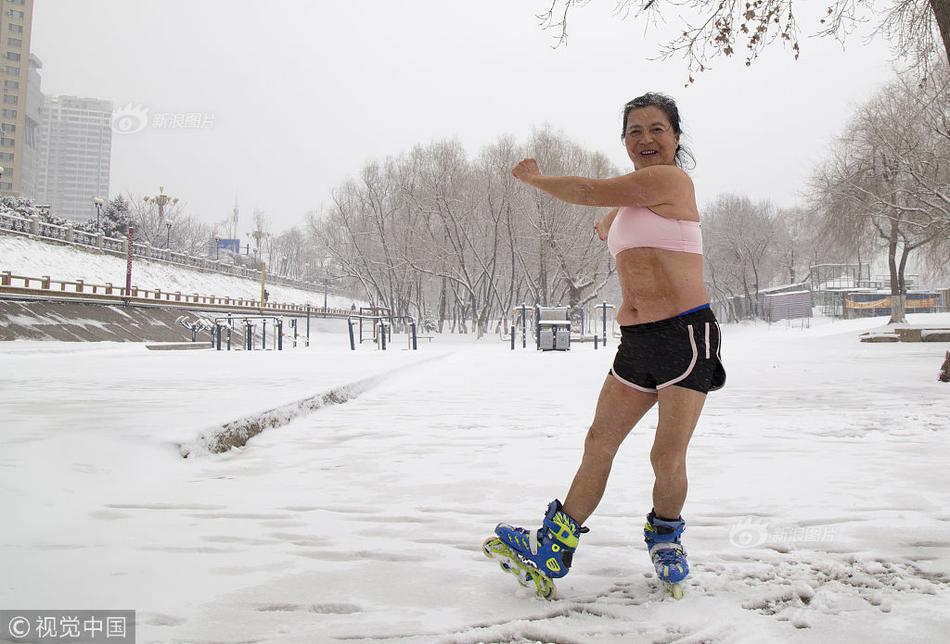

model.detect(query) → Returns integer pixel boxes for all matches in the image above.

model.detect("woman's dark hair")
[621,92,696,169]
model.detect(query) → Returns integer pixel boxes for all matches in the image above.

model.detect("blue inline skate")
[482,499,588,600]
[644,510,689,599]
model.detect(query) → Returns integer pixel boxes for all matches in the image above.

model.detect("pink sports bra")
[607,206,703,257]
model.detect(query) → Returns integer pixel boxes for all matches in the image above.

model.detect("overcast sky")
[31,1,895,234]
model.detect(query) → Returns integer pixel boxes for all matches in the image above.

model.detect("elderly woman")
[483,92,725,600]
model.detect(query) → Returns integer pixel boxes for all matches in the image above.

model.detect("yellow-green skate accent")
[664,581,685,600]
[481,536,557,600]
[549,511,581,548]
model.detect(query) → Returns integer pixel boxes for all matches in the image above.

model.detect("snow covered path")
[2,316,949,643]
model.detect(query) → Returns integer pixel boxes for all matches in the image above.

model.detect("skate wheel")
[537,581,557,601]
[481,536,500,558]
[665,583,685,600]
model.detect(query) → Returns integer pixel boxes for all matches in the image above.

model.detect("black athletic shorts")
[610,307,726,394]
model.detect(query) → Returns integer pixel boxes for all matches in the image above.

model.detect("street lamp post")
[165,221,172,249]
[321,274,340,310]
[144,186,178,221]
[247,230,268,261]
[93,197,104,232]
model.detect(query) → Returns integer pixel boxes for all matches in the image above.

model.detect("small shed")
[761,289,812,322]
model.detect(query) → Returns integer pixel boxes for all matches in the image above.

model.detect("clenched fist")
[512,158,541,184]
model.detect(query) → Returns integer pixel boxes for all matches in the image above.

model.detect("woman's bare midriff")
[614,247,709,326]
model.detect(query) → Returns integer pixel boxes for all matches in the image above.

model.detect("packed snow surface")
[2,314,949,643]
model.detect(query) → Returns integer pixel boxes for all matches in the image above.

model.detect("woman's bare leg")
[562,375,658,524]
[651,385,706,518]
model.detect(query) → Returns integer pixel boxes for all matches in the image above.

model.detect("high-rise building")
[19,51,40,199]
[0,0,34,195]
[36,95,112,221]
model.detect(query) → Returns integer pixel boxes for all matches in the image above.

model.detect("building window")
[0,137,14,146]
[1,109,14,118]
[0,152,12,161]
[6,9,24,19]
[3,95,16,105]
[3,79,17,89]
[7,0,26,6]
[8,23,21,33]
[4,66,17,76]
[1,123,14,133]
[5,52,20,62]
[0,182,12,190]
[7,37,21,48]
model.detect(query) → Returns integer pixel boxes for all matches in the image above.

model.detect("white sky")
[32,1,895,234]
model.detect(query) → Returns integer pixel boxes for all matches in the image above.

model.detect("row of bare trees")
[306,63,949,330]
[812,63,950,323]
[686,64,950,324]
[307,129,619,336]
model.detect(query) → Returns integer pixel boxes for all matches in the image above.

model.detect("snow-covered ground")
[0,233,357,309]
[2,314,949,643]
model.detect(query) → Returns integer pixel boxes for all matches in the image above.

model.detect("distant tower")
[231,194,239,240]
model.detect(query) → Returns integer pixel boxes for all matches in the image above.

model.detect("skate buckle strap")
[650,541,686,562]
[528,529,540,555]
[544,511,584,548]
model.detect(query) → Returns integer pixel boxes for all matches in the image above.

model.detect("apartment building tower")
[0,0,34,194]
[36,95,112,221]
[19,50,39,197]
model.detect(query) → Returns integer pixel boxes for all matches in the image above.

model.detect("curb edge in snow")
[177,354,449,458]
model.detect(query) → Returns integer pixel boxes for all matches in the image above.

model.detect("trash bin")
[537,312,571,352]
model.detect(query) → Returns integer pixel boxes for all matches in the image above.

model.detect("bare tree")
[308,130,619,335]
[703,194,782,320]
[773,205,813,285]
[813,64,950,323]
[518,128,618,309]
[538,0,948,82]
[127,193,187,248]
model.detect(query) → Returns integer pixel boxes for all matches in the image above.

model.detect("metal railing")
[0,211,329,294]
[0,270,353,318]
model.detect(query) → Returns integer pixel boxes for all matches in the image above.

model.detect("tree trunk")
[887,221,907,324]
[898,243,910,296]
[740,265,754,320]
[931,0,950,66]
[437,276,447,333]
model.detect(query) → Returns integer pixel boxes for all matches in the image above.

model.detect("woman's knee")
[650,446,686,474]
[584,424,624,460]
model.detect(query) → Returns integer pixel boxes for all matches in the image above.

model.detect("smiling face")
[623,106,680,170]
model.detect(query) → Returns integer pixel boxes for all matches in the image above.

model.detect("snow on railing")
[0,271,352,317]
[0,212,327,294]
[0,211,29,233]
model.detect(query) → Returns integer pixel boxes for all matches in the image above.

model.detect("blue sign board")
[217,238,241,253]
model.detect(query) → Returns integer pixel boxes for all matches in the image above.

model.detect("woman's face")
[623,106,679,170]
